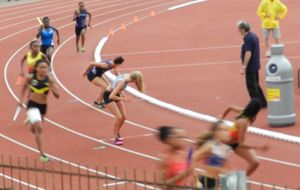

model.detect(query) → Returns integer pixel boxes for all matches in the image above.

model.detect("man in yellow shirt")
[257,0,287,57]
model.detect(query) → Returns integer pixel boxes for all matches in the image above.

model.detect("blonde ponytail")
[196,133,213,149]
[130,71,145,93]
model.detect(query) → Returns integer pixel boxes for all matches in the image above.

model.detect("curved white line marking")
[102,41,300,56]
[0,0,124,31]
[0,172,44,190]
[0,0,101,23]
[0,0,146,42]
[0,0,62,13]
[168,0,206,10]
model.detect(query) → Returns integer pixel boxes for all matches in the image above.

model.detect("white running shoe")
[266,50,271,58]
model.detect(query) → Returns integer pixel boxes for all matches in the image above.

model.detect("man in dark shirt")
[238,21,267,108]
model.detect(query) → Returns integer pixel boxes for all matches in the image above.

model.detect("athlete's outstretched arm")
[73,10,79,21]
[82,62,107,76]
[53,27,60,45]
[109,82,126,102]
[19,75,32,104]
[49,76,60,99]
[20,54,27,76]
[87,11,92,27]
[36,27,42,39]
[220,105,243,119]
[192,143,211,162]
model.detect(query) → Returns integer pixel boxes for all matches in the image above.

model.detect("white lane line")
[0,0,69,18]
[0,133,157,190]
[103,182,127,187]
[119,55,300,71]
[0,0,163,42]
[0,172,44,190]
[168,0,206,10]
[102,40,300,56]
[0,0,101,23]
[0,0,62,13]
[0,0,123,31]
[0,0,143,42]
[102,133,154,142]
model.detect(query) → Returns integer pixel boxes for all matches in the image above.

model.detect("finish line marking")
[168,0,207,11]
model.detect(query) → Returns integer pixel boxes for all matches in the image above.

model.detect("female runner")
[83,56,124,108]
[19,60,60,162]
[220,98,269,176]
[20,40,49,76]
[73,1,92,52]
[157,126,193,189]
[36,16,60,62]
[193,121,232,189]
[103,71,145,145]
[193,120,268,188]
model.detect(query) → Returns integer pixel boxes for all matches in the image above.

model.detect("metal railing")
[0,155,299,190]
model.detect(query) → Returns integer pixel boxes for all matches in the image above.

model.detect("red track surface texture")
[0,0,299,189]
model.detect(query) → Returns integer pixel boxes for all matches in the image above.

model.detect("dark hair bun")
[113,56,125,64]
[157,126,174,143]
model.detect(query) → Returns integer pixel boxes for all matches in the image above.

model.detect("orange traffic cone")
[120,23,126,30]
[133,16,139,23]
[109,29,114,36]
[150,11,156,16]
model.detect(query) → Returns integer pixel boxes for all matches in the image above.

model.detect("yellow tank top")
[26,52,43,72]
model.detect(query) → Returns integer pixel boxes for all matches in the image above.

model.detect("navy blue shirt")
[76,10,88,27]
[87,60,113,77]
[241,32,260,73]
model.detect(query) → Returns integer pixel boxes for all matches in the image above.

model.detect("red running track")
[0,0,300,189]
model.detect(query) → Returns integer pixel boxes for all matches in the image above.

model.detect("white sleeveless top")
[109,74,128,92]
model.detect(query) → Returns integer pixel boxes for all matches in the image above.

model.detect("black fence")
[0,155,298,190]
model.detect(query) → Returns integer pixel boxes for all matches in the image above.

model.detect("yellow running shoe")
[40,155,49,163]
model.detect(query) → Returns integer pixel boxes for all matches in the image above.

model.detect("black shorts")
[27,100,47,115]
[229,142,240,150]
[40,45,54,54]
[87,73,103,82]
[199,176,217,189]
[75,25,87,36]
[103,91,121,105]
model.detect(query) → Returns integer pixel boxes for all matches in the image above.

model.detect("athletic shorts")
[75,25,87,36]
[103,91,120,104]
[262,28,281,40]
[87,73,103,82]
[40,45,54,54]
[199,176,217,189]
[229,142,240,151]
[26,100,47,124]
